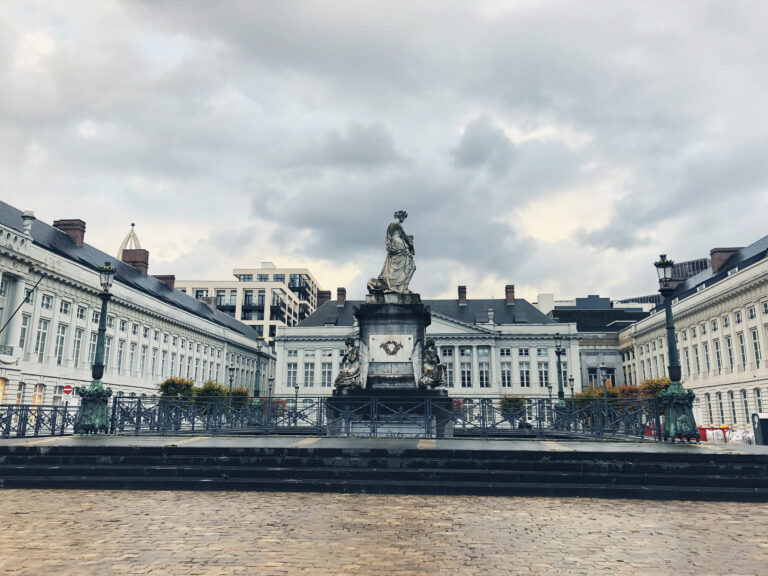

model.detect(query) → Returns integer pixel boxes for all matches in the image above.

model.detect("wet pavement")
[0,489,766,575]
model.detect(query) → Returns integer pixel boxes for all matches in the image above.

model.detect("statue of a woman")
[368,210,416,294]
[335,337,361,389]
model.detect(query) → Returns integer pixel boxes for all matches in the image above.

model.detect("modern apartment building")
[176,264,326,343]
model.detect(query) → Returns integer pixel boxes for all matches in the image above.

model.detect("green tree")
[195,380,228,403]
[639,378,671,411]
[499,394,526,414]
[231,387,250,408]
[158,378,195,399]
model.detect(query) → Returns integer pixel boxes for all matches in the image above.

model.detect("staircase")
[1,444,766,501]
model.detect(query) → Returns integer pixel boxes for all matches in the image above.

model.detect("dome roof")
[117,223,142,258]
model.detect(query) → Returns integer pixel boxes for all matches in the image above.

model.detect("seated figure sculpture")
[335,337,362,389]
[418,337,446,388]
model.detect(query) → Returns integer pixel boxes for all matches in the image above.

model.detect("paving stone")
[0,490,766,574]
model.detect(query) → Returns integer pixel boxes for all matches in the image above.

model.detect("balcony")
[242,300,265,312]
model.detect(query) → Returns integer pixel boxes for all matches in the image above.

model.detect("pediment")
[427,312,495,335]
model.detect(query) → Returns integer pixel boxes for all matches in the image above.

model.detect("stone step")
[0,474,765,501]
[1,453,764,476]
[1,463,766,488]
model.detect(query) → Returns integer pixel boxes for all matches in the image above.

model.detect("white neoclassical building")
[273,286,581,400]
[0,201,273,406]
[619,238,768,428]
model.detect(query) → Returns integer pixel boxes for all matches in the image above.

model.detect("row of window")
[681,328,764,377]
[703,388,763,426]
[284,359,569,389]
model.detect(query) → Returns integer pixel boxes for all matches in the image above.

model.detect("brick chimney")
[122,248,149,275]
[505,284,515,305]
[154,275,175,291]
[317,290,331,308]
[336,287,346,307]
[710,247,742,274]
[53,219,86,247]
[458,285,467,306]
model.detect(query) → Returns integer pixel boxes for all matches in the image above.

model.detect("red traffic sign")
[63,385,73,395]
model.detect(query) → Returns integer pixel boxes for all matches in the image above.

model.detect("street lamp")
[74,262,116,434]
[546,382,553,422]
[654,254,698,441]
[599,361,608,412]
[254,337,264,398]
[228,365,235,407]
[568,375,575,412]
[554,333,567,411]
[293,383,300,427]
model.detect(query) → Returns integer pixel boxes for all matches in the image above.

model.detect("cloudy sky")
[2,1,767,301]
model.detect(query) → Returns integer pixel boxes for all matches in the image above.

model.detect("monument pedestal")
[356,296,431,391]
[328,387,455,438]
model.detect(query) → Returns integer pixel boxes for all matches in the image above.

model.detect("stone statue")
[335,337,362,389]
[368,210,416,294]
[418,337,446,388]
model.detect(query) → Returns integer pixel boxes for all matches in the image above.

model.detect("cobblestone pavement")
[1,491,767,575]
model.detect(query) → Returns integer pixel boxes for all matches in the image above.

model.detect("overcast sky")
[2,1,767,301]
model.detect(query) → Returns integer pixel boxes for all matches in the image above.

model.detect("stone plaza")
[0,489,766,575]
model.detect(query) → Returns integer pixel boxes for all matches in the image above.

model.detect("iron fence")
[0,403,77,438]
[0,396,662,441]
[109,395,662,441]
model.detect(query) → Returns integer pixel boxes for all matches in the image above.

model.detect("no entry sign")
[63,384,73,395]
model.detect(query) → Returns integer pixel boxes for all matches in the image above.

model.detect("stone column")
[4,277,27,351]
[453,345,460,389]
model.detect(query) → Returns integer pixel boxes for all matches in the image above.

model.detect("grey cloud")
[2,1,768,301]
[289,123,403,169]
[453,116,515,175]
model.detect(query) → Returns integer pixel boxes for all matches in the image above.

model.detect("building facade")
[176,264,325,343]
[273,286,581,401]
[537,294,650,389]
[0,202,273,406]
[619,240,768,428]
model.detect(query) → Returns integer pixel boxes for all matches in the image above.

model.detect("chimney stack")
[458,285,467,306]
[200,296,216,311]
[336,287,346,307]
[710,247,742,274]
[505,284,515,305]
[154,275,175,291]
[53,218,85,246]
[317,290,332,308]
[122,248,149,275]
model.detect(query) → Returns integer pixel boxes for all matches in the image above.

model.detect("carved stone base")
[660,381,698,442]
[355,302,431,390]
[365,292,422,305]
[74,380,113,434]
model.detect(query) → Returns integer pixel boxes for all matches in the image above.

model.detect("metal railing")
[109,395,661,441]
[0,403,77,438]
[0,396,662,441]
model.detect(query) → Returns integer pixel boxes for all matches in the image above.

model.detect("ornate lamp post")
[293,383,300,426]
[228,365,235,408]
[654,254,698,441]
[554,333,567,410]
[74,262,116,434]
[568,375,575,411]
[600,361,608,411]
[254,337,264,398]
[546,383,553,422]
